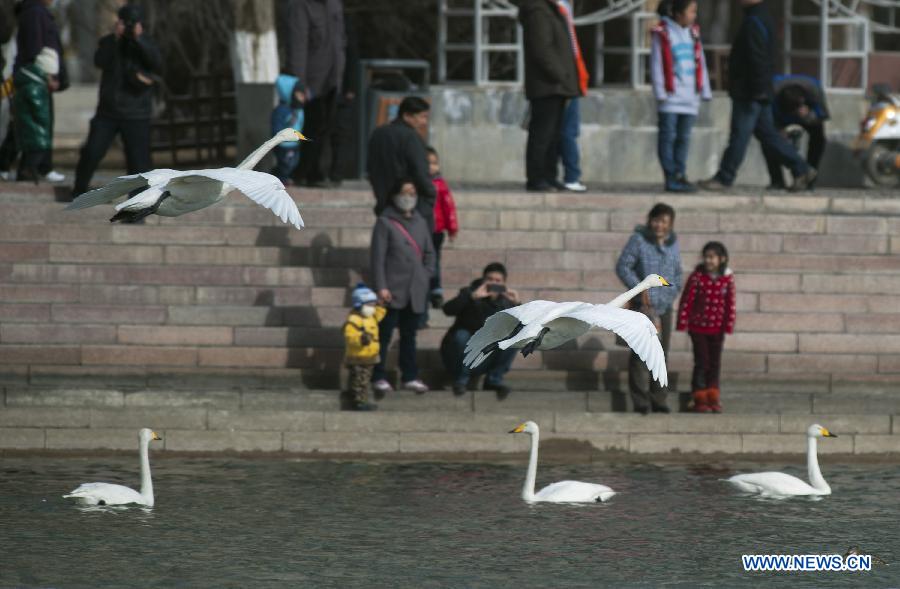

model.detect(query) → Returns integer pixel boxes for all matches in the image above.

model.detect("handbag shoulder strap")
[389,218,423,260]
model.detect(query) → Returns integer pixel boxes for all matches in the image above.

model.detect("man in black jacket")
[765,74,829,190]
[279,0,345,187]
[72,5,161,197]
[699,0,816,192]
[366,96,437,230]
[515,0,581,192]
[441,263,521,397]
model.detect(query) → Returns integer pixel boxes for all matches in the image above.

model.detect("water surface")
[1,457,898,588]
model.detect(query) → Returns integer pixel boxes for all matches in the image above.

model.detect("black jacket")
[13,0,68,90]
[515,0,579,100]
[278,0,346,99]
[94,33,162,120]
[0,0,15,73]
[728,2,775,102]
[442,279,517,336]
[366,118,437,230]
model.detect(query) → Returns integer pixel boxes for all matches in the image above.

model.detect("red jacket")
[432,176,459,236]
[676,268,736,335]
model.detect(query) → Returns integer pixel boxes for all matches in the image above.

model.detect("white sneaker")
[564,181,587,192]
[44,170,66,182]
[402,379,429,393]
[372,379,394,394]
[0,171,11,181]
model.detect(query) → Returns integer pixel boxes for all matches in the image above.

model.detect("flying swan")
[63,428,162,507]
[66,128,307,229]
[510,421,615,503]
[726,424,838,497]
[464,274,671,386]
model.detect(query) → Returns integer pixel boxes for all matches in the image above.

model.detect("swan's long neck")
[608,280,649,308]
[522,430,539,501]
[806,436,829,493]
[139,438,154,506]
[237,135,284,170]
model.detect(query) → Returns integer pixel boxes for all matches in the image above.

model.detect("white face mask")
[394,194,417,212]
[360,305,376,318]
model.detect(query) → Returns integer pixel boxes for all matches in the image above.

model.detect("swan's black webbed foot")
[521,327,550,358]
[478,323,524,359]
[109,191,171,224]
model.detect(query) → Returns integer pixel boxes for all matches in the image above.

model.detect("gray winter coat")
[278,0,346,99]
[370,206,436,314]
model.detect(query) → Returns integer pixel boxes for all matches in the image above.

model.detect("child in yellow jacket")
[344,284,387,410]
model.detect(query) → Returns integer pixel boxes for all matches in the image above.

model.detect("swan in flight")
[464,274,671,387]
[66,128,307,229]
[726,424,837,497]
[63,428,162,507]
[510,421,615,503]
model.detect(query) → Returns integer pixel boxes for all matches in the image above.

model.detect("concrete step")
[0,403,897,455]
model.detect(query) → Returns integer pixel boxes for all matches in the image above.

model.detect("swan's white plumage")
[510,421,615,504]
[726,424,836,497]
[66,128,306,230]
[63,428,161,507]
[464,275,671,386]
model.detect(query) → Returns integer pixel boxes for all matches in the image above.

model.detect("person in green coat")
[13,47,58,182]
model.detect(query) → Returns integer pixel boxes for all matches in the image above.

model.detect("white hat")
[34,47,59,76]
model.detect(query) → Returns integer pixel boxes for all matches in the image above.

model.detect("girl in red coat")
[427,146,459,308]
[676,241,735,413]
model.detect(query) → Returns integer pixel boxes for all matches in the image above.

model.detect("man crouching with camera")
[440,262,521,398]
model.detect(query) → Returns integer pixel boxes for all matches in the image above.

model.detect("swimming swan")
[726,424,837,497]
[64,428,162,507]
[464,274,671,387]
[510,421,615,503]
[66,128,307,229]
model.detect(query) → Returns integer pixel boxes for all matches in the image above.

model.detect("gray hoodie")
[650,17,712,115]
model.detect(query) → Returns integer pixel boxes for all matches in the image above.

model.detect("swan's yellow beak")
[509,423,526,434]
[659,276,671,287]
[294,131,310,142]
[820,427,837,438]
[151,431,162,441]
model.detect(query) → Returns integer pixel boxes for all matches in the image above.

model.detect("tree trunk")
[231,0,279,83]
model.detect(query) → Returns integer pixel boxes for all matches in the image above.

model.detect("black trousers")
[629,308,672,410]
[17,149,52,180]
[689,331,725,391]
[0,119,18,172]
[525,96,566,189]
[763,121,826,188]
[73,115,152,196]
[297,88,338,185]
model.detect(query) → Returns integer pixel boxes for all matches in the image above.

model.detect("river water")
[1,456,898,588]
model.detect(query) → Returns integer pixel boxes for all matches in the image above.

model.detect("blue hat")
[351,283,377,308]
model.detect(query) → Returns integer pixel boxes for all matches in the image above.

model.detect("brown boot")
[692,388,711,413]
[707,387,722,413]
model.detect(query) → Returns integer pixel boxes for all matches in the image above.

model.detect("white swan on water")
[510,421,615,503]
[726,424,838,497]
[464,274,671,387]
[64,428,162,507]
[66,128,307,229]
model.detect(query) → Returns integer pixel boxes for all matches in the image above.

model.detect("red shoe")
[707,387,722,413]
[692,388,711,413]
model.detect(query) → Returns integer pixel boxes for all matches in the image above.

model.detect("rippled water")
[1,456,898,588]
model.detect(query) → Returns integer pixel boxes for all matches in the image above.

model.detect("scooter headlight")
[886,110,897,122]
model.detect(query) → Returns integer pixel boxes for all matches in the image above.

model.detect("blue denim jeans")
[271,146,300,182]
[715,100,809,186]
[441,328,516,386]
[657,112,696,184]
[558,98,581,184]
[372,304,421,383]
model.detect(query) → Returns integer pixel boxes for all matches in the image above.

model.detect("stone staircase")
[1,182,900,454]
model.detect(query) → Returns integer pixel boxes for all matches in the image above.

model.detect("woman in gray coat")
[370,179,436,394]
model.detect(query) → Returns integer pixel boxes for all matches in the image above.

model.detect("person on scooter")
[764,74,829,190]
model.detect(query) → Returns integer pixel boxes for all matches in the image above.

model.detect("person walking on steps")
[698,0,817,192]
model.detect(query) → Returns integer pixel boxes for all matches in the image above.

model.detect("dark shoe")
[351,401,378,411]
[484,382,511,400]
[430,293,444,309]
[526,182,557,193]
[635,406,651,416]
[697,177,730,191]
[665,180,697,193]
[651,404,671,414]
[790,168,817,192]
[766,183,787,191]
[452,382,468,396]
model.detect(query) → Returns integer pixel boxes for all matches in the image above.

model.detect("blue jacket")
[616,225,683,313]
[271,73,305,148]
